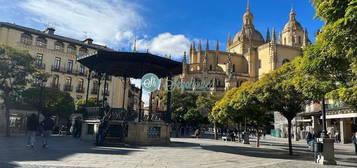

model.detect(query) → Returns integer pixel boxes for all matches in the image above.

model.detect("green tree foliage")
[170,90,198,125]
[22,87,75,118]
[0,45,36,136]
[256,59,307,155]
[301,0,357,108]
[75,96,98,108]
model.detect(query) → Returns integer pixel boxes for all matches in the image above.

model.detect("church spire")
[271,27,276,44]
[226,32,232,49]
[206,39,209,50]
[266,28,271,43]
[243,0,254,28]
[246,0,250,11]
[215,40,219,51]
[289,7,296,21]
[132,36,137,52]
[198,40,202,51]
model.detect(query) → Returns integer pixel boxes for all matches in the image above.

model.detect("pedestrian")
[40,116,54,148]
[352,132,357,155]
[26,114,39,148]
[194,128,201,139]
[74,117,82,138]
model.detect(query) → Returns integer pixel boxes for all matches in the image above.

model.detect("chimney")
[83,38,93,44]
[44,28,55,35]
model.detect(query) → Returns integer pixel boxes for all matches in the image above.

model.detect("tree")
[255,58,307,155]
[230,81,271,147]
[301,0,357,109]
[0,45,36,136]
[22,87,75,119]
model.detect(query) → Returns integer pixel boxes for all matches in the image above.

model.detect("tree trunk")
[287,119,293,155]
[256,128,260,147]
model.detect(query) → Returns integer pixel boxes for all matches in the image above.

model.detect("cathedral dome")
[233,27,264,43]
[283,9,303,32]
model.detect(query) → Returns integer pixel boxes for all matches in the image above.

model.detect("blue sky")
[0,0,323,58]
[0,0,323,106]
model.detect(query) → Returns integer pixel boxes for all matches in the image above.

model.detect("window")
[79,47,88,55]
[232,64,236,72]
[52,75,59,87]
[67,45,76,54]
[66,77,72,86]
[54,41,64,51]
[258,59,261,68]
[78,79,84,88]
[20,33,32,45]
[35,53,43,66]
[67,60,73,73]
[36,37,47,48]
[209,65,212,71]
[54,57,61,70]
[284,38,286,45]
[79,64,85,74]
[298,36,302,44]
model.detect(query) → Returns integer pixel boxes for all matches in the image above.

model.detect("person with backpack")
[40,116,54,148]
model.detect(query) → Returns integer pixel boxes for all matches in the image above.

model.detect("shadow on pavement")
[0,136,142,166]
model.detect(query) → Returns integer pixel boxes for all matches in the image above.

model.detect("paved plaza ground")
[0,135,356,168]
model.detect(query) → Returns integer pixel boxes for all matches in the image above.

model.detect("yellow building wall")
[0,26,125,108]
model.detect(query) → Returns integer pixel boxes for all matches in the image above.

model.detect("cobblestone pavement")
[0,135,356,168]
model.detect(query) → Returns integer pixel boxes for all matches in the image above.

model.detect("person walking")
[194,128,201,139]
[352,132,357,155]
[26,114,39,148]
[40,116,54,148]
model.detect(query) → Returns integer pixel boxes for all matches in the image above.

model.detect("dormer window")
[54,41,64,51]
[36,37,47,48]
[67,44,76,55]
[20,33,33,45]
[79,47,88,56]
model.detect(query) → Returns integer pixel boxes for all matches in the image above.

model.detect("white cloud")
[20,0,142,46]
[136,33,191,59]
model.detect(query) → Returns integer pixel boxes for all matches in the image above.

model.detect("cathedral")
[180,4,311,92]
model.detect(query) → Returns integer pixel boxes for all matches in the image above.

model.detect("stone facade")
[180,7,310,91]
[0,22,128,109]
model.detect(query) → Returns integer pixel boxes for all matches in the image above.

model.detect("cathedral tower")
[280,9,308,48]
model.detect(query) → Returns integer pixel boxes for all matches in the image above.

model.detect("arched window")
[209,65,212,71]
[298,36,302,44]
[65,77,72,86]
[67,44,76,54]
[284,38,286,45]
[232,64,236,72]
[54,41,64,51]
[78,79,84,88]
[52,75,59,88]
[282,59,290,65]
[36,37,47,48]
[20,33,33,45]
[79,47,88,55]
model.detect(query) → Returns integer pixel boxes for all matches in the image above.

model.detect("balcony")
[63,84,73,92]
[51,65,75,75]
[91,88,98,94]
[76,86,85,93]
[35,63,46,70]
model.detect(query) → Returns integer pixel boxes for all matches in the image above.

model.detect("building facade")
[0,22,130,109]
[181,7,310,91]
